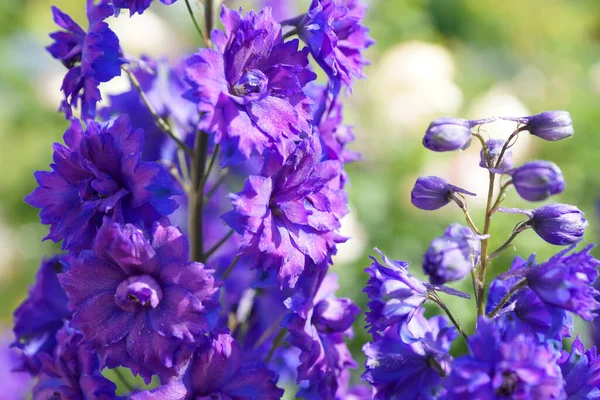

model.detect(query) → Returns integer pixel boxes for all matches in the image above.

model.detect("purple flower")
[25,116,182,253]
[423,117,495,152]
[112,0,178,16]
[184,6,316,165]
[362,310,457,400]
[559,336,600,399]
[509,161,565,202]
[285,272,360,399]
[526,204,588,246]
[223,135,348,288]
[0,331,33,398]
[306,84,360,163]
[364,248,470,335]
[283,0,375,93]
[444,318,564,399]
[486,255,573,341]
[479,139,513,174]
[101,57,198,162]
[47,1,125,119]
[411,176,476,211]
[131,332,284,400]
[501,110,574,141]
[423,224,481,285]
[498,245,600,321]
[33,327,119,400]
[58,218,219,382]
[12,255,72,374]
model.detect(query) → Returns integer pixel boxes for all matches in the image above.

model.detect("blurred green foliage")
[1,0,600,390]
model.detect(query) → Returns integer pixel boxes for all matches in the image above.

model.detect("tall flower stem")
[184,0,206,42]
[476,171,496,316]
[265,328,287,363]
[490,179,513,215]
[204,0,215,42]
[189,132,209,262]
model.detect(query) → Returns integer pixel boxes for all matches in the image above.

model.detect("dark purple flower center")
[497,371,518,396]
[115,275,163,312]
[231,69,268,97]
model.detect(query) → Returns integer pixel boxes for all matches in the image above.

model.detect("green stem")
[429,293,468,342]
[206,169,228,200]
[122,67,193,157]
[221,255,240,280]
[184,0,206,41]
[283,28,298,39]
[199,144,220,192]
[489,180,513,215]
[488,223,530,260]
[112,368,134,392]
[476,171,496,316]
[203,229,235,260]
[204,0,215,43]
[486,279,527,319]
[265,328,287,363]
[494,126,526,169]
[189,132,209,262]
[472,132,492,167]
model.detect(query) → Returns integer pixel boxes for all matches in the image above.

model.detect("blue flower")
[112,0,178,16]
[364,248,470,335]
[47,0,125,119]
[559,336,600,399]
[12,255,72,374]
[445,318,564,399]
[363,309,457,400]
[25,116,182,252]
[284,0,374,93]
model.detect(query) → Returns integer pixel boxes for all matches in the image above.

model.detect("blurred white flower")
[333,207,368,265]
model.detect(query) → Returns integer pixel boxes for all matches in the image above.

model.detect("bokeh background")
[1,0,600,391]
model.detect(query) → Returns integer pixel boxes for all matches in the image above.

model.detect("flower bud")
[411,176,475,211]
[479,139,513,174]
[423,224,481,284]
[422,117,495,152]
[530,204,588,245]
[509,161,565,201]
[502,111,573,141]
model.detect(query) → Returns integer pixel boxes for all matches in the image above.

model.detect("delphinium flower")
[12,255,72,374]
[500,203,588,246]
[184,5,316,165]
[486,256,573,341]
[501,110,574,141]
[282,0,375,93]
[223,135,348,288]
[364,248,469,334]
[25,116,182,252]
[497,245,600,321]
[112,0,177,16]
[423,223,481,284]
[306,83,360,164]
[363,309,457,400]
[47,0,125,119]
[508,161,565,201]
[411,176,476,211]
[130,332,284,399]
[101,57,198,162]
[0,331,33,397]
[284,271,360,399]
[33,327,119,400]
[58,218,219,382]
[422,117,496,152]
[479,139,513,174]
[444,318,564,399]
[558,336,600,398]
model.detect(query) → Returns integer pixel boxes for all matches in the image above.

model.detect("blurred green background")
[1,0,600,388]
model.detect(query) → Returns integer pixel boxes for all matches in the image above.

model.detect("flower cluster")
[362,110,600,398]
[14,0,372,398]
